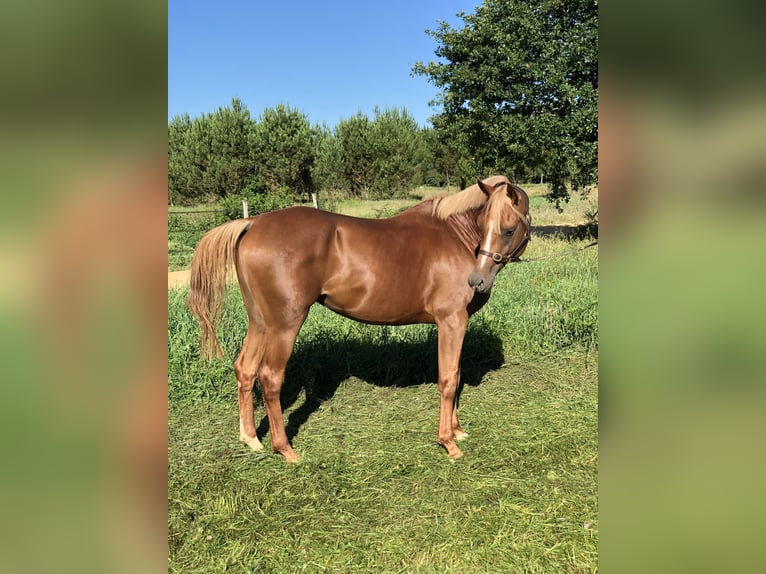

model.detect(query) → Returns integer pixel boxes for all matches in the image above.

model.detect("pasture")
[168,188,598,572]
[168,206,226,271]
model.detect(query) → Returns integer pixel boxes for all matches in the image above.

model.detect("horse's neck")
[444,209,483,254]
[397,201,482,254]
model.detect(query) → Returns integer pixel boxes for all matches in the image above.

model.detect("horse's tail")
[187,218,252,360]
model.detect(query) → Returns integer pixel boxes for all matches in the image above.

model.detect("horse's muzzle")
[468,272,493,293]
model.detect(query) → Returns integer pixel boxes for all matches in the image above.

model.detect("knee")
[258,365,282,401]
[261,385,281,402]
[234,363,256,391]
[438,376,457,399]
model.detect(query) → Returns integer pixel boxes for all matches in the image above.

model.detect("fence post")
[311,193,318,209]
[242,200,249,218]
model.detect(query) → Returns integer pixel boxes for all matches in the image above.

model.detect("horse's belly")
[318,286,433,325]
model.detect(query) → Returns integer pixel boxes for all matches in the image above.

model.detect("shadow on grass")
[533,222,598,240]
[256,322,505,443]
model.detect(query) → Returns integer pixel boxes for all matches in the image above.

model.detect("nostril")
[468,275,484,290]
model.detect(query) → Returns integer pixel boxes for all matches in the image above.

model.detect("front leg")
[436,312,468,458]
[452,382,469,442]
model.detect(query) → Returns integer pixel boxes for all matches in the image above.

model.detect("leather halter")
[476,217,532,265]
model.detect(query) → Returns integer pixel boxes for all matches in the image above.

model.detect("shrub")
[218,187,293,220]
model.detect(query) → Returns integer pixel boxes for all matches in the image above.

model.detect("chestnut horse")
[188,176,531,461]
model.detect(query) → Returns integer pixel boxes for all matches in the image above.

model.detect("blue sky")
[168,0,481,127]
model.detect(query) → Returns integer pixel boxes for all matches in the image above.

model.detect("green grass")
[527,187,598,228]
[333,185,450,219]
[169,351,597,573]
[335,198,418,219]
[168,231,597,572]
[168,209,227,270]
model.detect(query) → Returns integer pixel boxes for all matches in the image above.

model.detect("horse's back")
[238,205,435,255]
[234,204,477,325]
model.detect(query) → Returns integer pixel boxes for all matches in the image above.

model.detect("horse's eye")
[502,228,515,237]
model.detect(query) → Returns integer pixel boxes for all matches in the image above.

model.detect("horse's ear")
[507,184,522,206]
[477,179,493,197]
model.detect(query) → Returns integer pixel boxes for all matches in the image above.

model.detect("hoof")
[454,429,469,442]
[279,449,300,463]
[239,433,264,451]
[239,421,264,451]
[440,439,464,459]
[448,446,464,459]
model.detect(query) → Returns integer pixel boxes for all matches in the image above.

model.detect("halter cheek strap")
[476,216,532,265]
[477,234,529,264]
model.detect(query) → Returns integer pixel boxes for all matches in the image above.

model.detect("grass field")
[168,191,598,572]
[168,350,597,572]
[168,208,226,271]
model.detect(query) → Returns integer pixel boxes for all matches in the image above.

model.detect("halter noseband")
[476,214,532,265]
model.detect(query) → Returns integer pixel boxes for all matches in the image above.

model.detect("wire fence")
[168,208,226,270]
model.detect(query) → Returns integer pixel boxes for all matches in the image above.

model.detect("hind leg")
[234,325,266,451]
[259,324,306,462]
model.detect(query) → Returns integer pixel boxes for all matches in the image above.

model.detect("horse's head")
[468,176,531,293]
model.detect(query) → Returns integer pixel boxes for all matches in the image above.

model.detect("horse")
[188,175,531,461]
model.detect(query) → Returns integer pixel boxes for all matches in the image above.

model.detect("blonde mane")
[431,175,512,220]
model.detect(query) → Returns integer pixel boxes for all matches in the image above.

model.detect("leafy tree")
[413,0,598,204]
[419,123,480,189]
[332,107,428,198]
[368,106,427,198]
[167,98,256,204]
[206,98,257,198]
[249,104,316,200]
[417,127,451,187]
[335,112,375,197]
[168,113,193,205]
[311,123,345,193]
